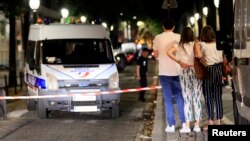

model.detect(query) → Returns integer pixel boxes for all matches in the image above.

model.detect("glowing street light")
[214,0,220,8]
[202,7,208,27]
[214,0,220,31]
[189,16,195,36]
[190,16,195,25]
[29,0,40,23]
[136,21,145,28]
[80,16,87,23]
[193,13,200,37]
[102,22,108,29]
[203,7,208,17]
[29,0,40,12]
[194,13,200,20]
[110,25,114,31]
[61,8,69,18]
[61,8,69,24]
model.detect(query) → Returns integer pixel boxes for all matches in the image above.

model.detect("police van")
[231,0,250,124]
[25,24,120,119]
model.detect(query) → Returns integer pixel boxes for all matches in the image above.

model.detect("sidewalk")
[152,86,234,141]
[4,87,29,116]
[0,87,33,139]
[0,87,26,117]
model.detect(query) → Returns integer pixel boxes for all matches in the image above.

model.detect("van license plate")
[72,95,96,101]
[73,106,99,112]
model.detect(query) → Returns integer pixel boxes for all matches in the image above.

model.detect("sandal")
[203,123,213,131]
[203,124,208,131]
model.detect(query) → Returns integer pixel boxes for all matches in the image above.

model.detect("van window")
[26,41,42,73]
[26,41,36,69]
[42,39,114,64]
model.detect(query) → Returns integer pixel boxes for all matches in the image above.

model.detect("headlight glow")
[109,72,119,89]
[46,73,59,90]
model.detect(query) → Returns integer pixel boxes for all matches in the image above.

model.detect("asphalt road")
[0,59,158,141]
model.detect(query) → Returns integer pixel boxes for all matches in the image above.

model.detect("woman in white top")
[167,27,203,132]
[194,25,224,130]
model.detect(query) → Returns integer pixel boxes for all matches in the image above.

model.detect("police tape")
[0,86,162,100]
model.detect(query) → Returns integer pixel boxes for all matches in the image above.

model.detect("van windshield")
[42,39,114,64]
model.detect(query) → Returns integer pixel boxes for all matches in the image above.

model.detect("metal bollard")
[0,87,7,119]
[4,75,8,96]
[19,71,23,90]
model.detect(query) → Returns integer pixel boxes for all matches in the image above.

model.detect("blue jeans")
[159,75,186,126]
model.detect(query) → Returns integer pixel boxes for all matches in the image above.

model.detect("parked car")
[114,42,137,71]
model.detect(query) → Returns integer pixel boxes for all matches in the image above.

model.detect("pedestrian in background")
[153,18,189,133]
[167,27,203,132]
[136,47,149,102]
[194,25,224,130]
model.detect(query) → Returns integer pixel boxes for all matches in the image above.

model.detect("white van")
[25,24,120,119]
[231,0,250,124]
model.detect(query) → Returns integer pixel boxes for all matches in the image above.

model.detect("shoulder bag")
[194,57,210,80]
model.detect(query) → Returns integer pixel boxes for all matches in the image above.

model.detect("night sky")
[40,0,233,34]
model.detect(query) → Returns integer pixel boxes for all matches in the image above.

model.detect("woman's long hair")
[179,27,194,52]
[200,25,216,42]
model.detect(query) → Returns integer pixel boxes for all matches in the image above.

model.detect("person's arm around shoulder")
[194,39,203,59]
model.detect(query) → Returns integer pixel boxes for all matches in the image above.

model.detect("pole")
[0,85,7,119]
[167,0,171,18]
[216,8,220,31]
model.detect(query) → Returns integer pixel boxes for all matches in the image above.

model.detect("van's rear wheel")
[37,99,49,119]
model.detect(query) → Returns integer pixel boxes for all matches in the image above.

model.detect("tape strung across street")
[0,86,162,100]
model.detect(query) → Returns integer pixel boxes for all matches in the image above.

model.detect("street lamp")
[202,7,208,27]
[29,0,40,23]
[80,16,87,23]
[203,7,208,17]
[194,13,200,21]
[102,22,108,29]
[136,21,145,29]
[194,13,200,37]
[61,8,69,24]
[214,0,220,31]
[190,16,195,35]
[190,16,195,26]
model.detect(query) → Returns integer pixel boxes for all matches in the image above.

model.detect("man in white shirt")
[153,18,188,133]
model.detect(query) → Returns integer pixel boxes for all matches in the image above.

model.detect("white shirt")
[153,31,181,76]
[175,42,195,65]
[200,42,223,66]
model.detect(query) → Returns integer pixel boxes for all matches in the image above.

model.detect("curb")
[151,89,165,141]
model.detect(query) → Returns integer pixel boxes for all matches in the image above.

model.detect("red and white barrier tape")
[0,86,162,100]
